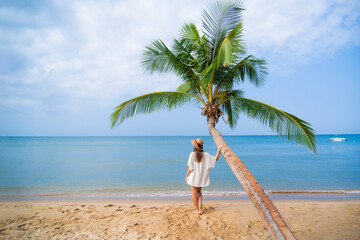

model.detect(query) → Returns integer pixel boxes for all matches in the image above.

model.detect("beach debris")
[104,204,115,207]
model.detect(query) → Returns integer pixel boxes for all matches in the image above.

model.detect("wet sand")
[0,199,359,239]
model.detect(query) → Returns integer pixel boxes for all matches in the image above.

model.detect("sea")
[0,135,359,200]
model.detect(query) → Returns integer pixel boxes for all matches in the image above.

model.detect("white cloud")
[0,0,359,114]
[243,0,360,69]
[0,0,207,112]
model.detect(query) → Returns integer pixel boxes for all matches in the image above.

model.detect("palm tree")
[111,0,315,239]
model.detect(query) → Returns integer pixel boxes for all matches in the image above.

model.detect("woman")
[185,138,223,215]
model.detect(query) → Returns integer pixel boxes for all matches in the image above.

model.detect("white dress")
[186,152,216,187]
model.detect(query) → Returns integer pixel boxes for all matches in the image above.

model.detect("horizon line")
[0,133,358,137]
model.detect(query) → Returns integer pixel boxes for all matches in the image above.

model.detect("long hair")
[193,147,204,162]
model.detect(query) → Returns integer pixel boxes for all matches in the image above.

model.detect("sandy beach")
[0,199,359,239]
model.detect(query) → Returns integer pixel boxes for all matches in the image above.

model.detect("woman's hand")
[185,167,191,182]
[215,145,223,161]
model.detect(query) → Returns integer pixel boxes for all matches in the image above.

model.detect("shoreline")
[1,199,359,239]
[1,190,360,201]
[1,198,359,204]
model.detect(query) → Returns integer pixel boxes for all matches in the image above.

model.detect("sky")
[0,0,359,136]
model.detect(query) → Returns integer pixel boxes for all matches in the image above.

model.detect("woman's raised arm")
[215,145,223,161]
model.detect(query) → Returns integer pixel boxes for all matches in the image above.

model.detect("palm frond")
[141,39,173,73]
[176,82,199,96]
[224,22,244,55]
[216,89,244,102]
[217,89,243,128]
[220,99,238,128]
[172,39,198,67]
[141,39,200,83]
[200,23,245,91]
[202,0,244,61]
[200,59,218,88]
[221,97,317,152]
[215,22,245,66]
[177,82,207,105]
[200,35,210,68]
[200,25,246,92]
[216,36,233,65]
[179,23,201,46]
[111,91,198,127]
[177,24,211,71]
[221,55,267,88]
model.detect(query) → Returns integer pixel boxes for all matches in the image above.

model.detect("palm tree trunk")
[207,116,296,240]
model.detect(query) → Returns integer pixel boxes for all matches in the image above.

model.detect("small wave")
[0,192,73,198]
[125,189,360,197]
[1,189,359,198]
[265,190,360,194]
[123,190,248,197]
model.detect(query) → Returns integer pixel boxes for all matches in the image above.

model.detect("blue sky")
[0,0,359,136]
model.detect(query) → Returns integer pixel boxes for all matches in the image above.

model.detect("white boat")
[330,138,348,142]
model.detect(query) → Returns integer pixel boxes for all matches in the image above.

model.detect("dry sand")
[0,199,359,239]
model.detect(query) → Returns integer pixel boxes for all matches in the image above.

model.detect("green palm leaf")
[215,22,245,66]
[179,23,201,47]
[141,39,172,73]
[176,82,196,94]
[221,97,316,153]
[217,89,243,128]
[172,39,197,67]
[201,24,247,90]
[202,0,244,61]
[216,89,244,103]
[111,91,198,127]
[221,55,267,89]
[141,40,200,84]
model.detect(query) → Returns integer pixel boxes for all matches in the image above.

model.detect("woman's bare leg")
[197,187,203,214]
[190,186,199,213]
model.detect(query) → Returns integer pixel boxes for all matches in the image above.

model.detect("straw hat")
[191,138,204,150]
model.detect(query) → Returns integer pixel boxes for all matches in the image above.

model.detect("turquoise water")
[0,135,359,199]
